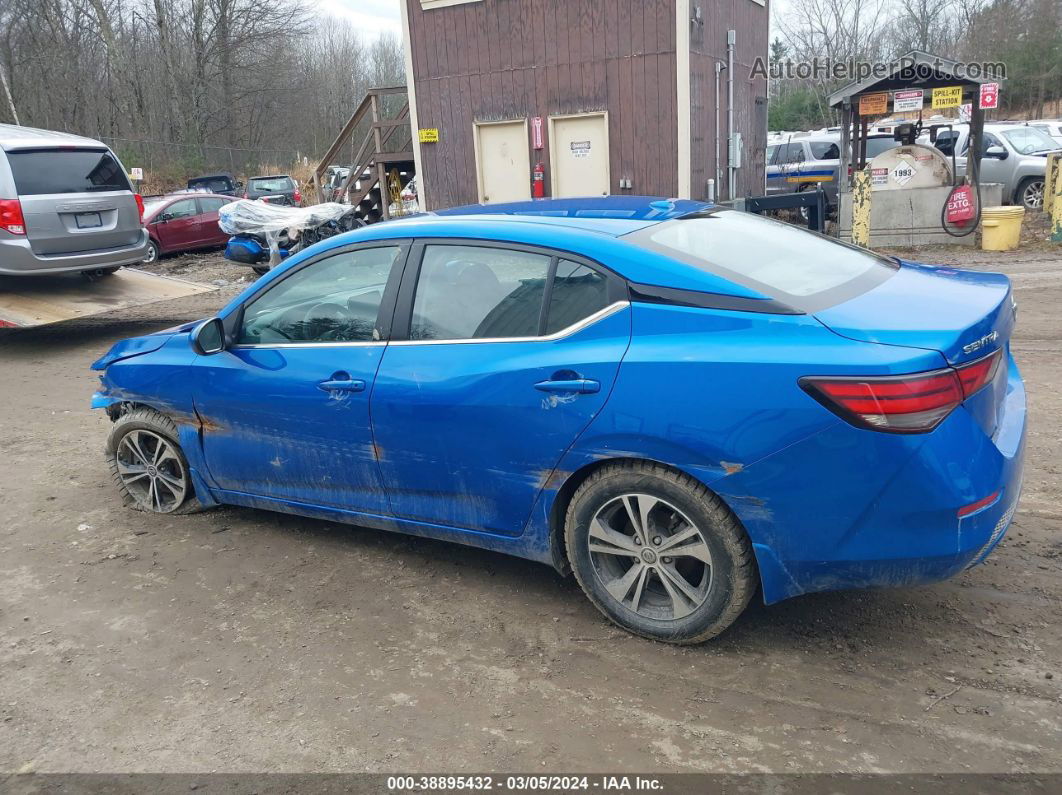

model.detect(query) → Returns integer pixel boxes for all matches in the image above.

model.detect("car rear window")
[250,177,294,192]
[190,178,233,192]
[628,209,896,309]
[866,137,898,158]
[8,148,131,195]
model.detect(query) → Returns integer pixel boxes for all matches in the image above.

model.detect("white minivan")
[0,123,148,277]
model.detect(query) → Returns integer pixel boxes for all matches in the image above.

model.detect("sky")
[316,0,403,38]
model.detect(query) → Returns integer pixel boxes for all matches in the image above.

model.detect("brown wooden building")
[400,0,769,210]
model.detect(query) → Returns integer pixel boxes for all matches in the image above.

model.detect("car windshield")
[628,209,896,304]
[1001,126,1058,154]
[250,177,293,192]
[142,199,167,216]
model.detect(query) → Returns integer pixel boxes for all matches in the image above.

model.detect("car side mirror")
[191,317,226,356]
[985,145,1008,160]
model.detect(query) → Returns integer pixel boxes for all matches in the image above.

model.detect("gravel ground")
[1,244,1060,775]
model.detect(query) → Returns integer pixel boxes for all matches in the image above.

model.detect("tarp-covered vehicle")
[220,199,362,275]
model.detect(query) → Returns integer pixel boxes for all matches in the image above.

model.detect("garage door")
[475,120,531,204]
[550,113,610,198]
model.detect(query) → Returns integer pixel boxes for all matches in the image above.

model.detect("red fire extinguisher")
[532,162,545,198]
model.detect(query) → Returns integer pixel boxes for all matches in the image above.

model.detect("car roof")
[0,122,107,151]
[434,196,708,228]
[250,174,292,180]
[189,173,236,181]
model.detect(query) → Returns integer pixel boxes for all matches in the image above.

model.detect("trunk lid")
[814,260,1014,366]
[814,260,1015,438]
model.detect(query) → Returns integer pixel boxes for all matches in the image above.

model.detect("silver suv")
[923,122,1060,210]
[0,124,148,277]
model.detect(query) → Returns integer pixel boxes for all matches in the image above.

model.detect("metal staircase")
[312,86,415,223]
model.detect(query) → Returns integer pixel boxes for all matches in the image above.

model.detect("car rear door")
[369,241,631,537]
[6,147,142,256]
[191,242,409,512]
[196,196,230,246]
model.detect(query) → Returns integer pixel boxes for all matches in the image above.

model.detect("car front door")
[153,198,200,252]
[191,242,409,512]
[370,242,631,536]
[973,132,1012,193]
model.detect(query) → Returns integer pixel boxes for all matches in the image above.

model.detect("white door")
[475,120,531,204]
[550,113,610,198]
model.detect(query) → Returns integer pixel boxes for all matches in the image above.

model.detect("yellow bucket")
[981,205,1025,251]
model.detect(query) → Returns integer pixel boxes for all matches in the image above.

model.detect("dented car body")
[92,197,1026,641]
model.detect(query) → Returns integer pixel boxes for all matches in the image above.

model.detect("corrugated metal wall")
[408,0,677,209]
[407,0,767,209]
[689,0,769,201]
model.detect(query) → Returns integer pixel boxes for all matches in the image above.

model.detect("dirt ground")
[1,243,1060,775]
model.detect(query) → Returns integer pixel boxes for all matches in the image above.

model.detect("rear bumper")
[715,353,1027,604]
[0,230,149,275]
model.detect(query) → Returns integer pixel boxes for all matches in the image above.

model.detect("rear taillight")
[243,192,249,199]
[293,188,302,203]
[134,193,145,225]
[0,198,25,235]
[801,349,1003,434]
[956,349,1002,397]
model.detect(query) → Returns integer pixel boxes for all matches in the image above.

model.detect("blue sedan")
[91,197,1026,644]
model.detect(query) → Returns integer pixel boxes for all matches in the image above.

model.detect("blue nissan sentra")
[92,197,1026,644]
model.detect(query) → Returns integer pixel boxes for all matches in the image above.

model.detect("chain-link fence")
[98,136,312,194]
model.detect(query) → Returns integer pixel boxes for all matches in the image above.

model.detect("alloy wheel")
[1022,180,1044,210]
[587,493,713,621]
[115,430,188,513]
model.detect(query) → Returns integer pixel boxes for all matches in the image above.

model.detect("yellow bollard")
[851,167,872,248]
[1048,153,1062,243]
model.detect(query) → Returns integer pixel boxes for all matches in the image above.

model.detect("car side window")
[545,260,610,335]
[785,143,806,164]
[199,197,228,213]
[166,199,197,220]
[766,144,779,166]
[237,246,402,345]
[410,245,551,341]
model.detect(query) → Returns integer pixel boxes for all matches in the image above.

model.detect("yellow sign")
[418,128,439,143]
[932,86,963,109]
[858,92,888,116]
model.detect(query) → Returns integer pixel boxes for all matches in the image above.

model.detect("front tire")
[105,408,201,514]
[565,462,756,644]
[143,239,160,264]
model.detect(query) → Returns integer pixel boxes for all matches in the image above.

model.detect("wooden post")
[371,92,389,222]
[1048,153,1062,243]
[852,166,872,248]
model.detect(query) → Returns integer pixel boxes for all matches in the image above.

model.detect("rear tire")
[252,265,270,276]
[1016,177,1044,211]
[564,461,756,644]
[105,408,204,514]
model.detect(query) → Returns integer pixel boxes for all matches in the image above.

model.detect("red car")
[142,193,231,263]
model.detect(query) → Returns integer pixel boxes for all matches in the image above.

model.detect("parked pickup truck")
[921,122,1060,210]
